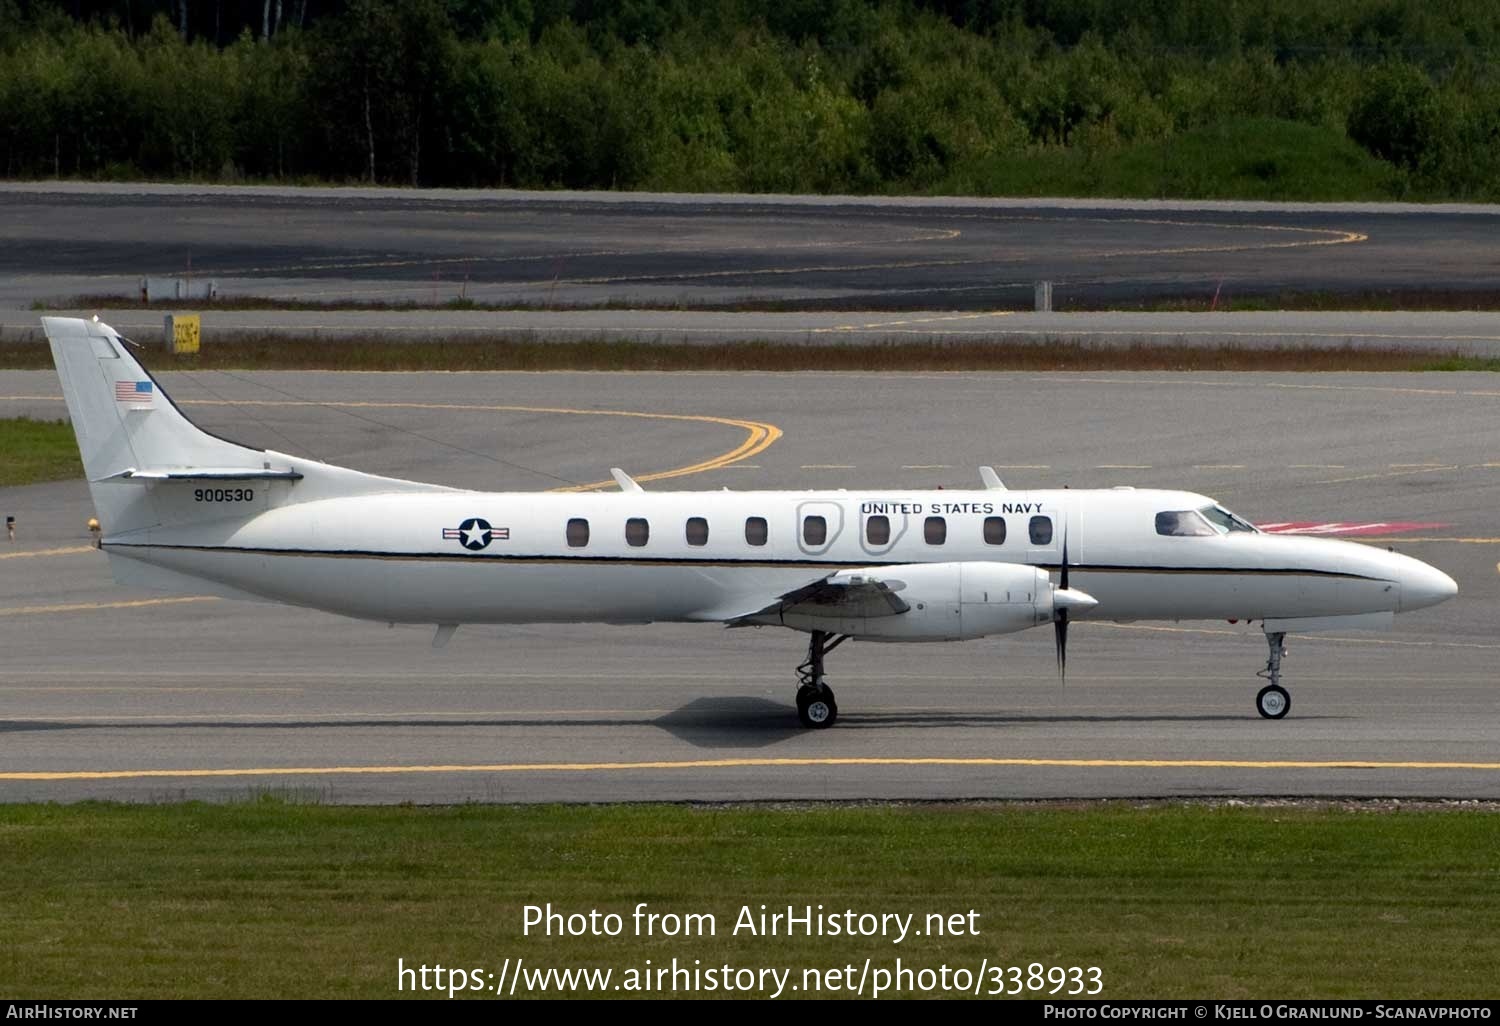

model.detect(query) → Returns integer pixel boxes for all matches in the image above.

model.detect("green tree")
[1346,62,1441,173]
[311,0,455,184]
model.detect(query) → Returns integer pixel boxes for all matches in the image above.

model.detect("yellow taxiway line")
[5,755,1500,782]
[0,545,94,560]
[0,596,217,617]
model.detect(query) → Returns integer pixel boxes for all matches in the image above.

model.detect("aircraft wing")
[704,571,911,626]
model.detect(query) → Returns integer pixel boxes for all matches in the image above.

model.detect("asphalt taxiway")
[1,368,1496,803]
[5,183,1500,310]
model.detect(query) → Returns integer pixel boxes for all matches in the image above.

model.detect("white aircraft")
[43,316,1458,728]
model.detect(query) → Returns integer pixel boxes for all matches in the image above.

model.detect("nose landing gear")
[796,629,848,728]
[1255,630,1290,719]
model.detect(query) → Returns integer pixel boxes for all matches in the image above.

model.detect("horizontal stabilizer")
[95,467,306,483]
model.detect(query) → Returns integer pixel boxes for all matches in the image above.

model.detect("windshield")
[1197,505,1258,533]
[1155,510,1217,537]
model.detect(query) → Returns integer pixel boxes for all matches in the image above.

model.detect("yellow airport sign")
[165,313,200,354]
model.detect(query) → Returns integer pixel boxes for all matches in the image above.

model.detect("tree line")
[2,0,1499,198]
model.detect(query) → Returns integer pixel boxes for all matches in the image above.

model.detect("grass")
[0,417,81,487]
[0,800,1496,999]
[2,336,1499,374]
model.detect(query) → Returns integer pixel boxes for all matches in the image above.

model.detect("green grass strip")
[0,417,81,487]
[0,801,1496,998]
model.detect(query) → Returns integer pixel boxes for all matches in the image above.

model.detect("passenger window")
[983,516,1007,545]
[685,517,709,546]
[866,515,890,545]
[745,516,768,546]
[924,516,946,545]
[566,518,590,548]
[1156,510,1216,537]
[1029,515,1053,546]
[625,517,650,547]
[803,515,827,546]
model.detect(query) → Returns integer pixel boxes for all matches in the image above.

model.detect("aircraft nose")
[1399,559,1458,612]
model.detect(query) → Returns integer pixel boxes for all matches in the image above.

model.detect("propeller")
[1055,532,1070,681]
[1050,519,1098,682]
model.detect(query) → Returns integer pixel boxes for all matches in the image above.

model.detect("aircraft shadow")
[653,697,806,748]
[651,699,1344,747]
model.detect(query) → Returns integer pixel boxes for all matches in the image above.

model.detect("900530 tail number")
[194,488,254,502]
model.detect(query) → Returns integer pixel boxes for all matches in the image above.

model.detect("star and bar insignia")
[442,517,509,551]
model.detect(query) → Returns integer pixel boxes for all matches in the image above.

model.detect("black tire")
[797,686,838,729]
[1256,684,1290,719]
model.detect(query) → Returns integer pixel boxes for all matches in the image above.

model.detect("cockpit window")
[1198,505,1257,533]
[1157,506,1258,537]
[1155,510,1217,537]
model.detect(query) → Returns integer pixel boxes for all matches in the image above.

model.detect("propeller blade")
[1056,519,1071,681]
[1055,611,1068,681]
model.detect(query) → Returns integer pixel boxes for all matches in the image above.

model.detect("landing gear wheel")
[1256,684,1290,720]
[797,686,838,729]
[794,630,847,728]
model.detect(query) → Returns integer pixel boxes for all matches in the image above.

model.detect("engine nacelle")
[778,561,1063,642]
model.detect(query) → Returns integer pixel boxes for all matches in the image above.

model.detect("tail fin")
[43,316,445,538]
[45,316,271,482]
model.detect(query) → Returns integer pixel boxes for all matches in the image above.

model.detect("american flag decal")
[114,380,154,405]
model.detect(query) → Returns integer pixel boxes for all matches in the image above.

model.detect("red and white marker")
[1257,521,1448,537]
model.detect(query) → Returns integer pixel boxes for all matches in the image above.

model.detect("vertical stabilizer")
[42,317,447,539]
[43,316,265,482]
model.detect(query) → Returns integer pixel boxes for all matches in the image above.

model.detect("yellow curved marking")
[0,597,217,617]
[5,755,1500,782]
[478,217,1366,292]
[0,395,782,494]
[1087,220,1367,258]
[0,545,93,560]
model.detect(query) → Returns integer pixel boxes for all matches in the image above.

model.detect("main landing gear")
[796,629,848,729]
[1255,631,1291,719]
